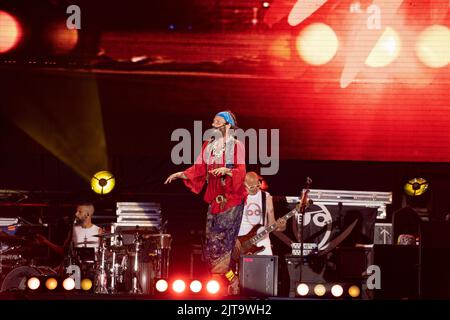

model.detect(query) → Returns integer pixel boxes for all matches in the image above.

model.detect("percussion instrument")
[0,265,57,292]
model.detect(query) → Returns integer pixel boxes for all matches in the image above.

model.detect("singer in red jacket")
[165,110,246,293]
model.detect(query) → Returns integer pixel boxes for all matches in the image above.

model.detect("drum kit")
[92,228,172,294]
[0,228,55,292]
[0,226,172,295]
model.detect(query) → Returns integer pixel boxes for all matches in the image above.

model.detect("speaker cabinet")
[285,255,326,297]
[336,247,371,281]
[419,222,450,299]
[239,255,278,297]
[372,244,419,299]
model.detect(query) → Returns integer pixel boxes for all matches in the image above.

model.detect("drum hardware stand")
[130,232,143,294]
[108,248,119,294]
[0,242,3,275]
[96,241,109,294]
[60,216,77,274]
[111,234,124,293]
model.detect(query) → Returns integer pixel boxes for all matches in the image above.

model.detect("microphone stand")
[17,216,34,225]
[297,210,304,282]
[59,216,76,275]
[297,177,312,283]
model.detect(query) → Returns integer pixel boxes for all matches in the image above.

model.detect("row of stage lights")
[26,276,362,299]
[0,9,79,57]
[25,276,224,297]
[292,23,450,68]
[26,276,93,292]
[296,283,361,299]
[155,279,222,296]
[26,276,361,299]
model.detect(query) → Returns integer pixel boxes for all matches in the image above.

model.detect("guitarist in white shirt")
[236,172,286,256]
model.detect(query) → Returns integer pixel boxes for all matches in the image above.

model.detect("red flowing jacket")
[183,139,246,214]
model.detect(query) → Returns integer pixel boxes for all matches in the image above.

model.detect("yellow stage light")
[91,170,115,195]
[348,285,361,298]
[45,278,58,290]
[314,284,326,297]
[404,178,429,196]
[81,278,93,291]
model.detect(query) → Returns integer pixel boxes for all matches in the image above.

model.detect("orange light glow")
[45,21,79,55]
[0,10,23,53]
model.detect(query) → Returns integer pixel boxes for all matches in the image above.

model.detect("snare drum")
[73,247,97,279]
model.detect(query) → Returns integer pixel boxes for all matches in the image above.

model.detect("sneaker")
[227,276,240,296]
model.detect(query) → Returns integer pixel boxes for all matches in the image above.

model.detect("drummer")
[72,203,103,249]
[36,202,103,256]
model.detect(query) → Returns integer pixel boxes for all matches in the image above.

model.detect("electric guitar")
[232,208,298,260]
[232,177,312,261]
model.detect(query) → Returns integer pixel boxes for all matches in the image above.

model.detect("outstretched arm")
[35,233,65,256]
[164,171,187,184]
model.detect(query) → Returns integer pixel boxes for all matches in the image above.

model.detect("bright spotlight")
[365,27,401,67]
[91,170,115,195]
[416,25,450,68]
[296,283,309,296]
[206,280,221,295]
[262,2,270,8]
[348,285,361,298]
[296,23,339,66]
[0,10,23,54]
[314,284,326,297]
[155,279,169,293]
[81,278,93,291]
[27,277,40,290]
[172,279,186,293]
[62,277,76,291]
[190,280,202,293]
[45,278,58,290]
[331,284,344,297]
[404,178,428,196]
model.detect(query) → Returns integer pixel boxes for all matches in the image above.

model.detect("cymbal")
[4,246,28,254]
[143,233,171,240]
[0,246,28,255]
[107,245,128,252]
[144,233,171,237]
[15,223,47,228]
[92,232,120,238]
[120,229,157,235]
[75,241,98,246]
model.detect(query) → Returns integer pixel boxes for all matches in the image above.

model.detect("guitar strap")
[261,191,267,226]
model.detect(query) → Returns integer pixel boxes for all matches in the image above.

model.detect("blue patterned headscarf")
[216,111,235,127]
